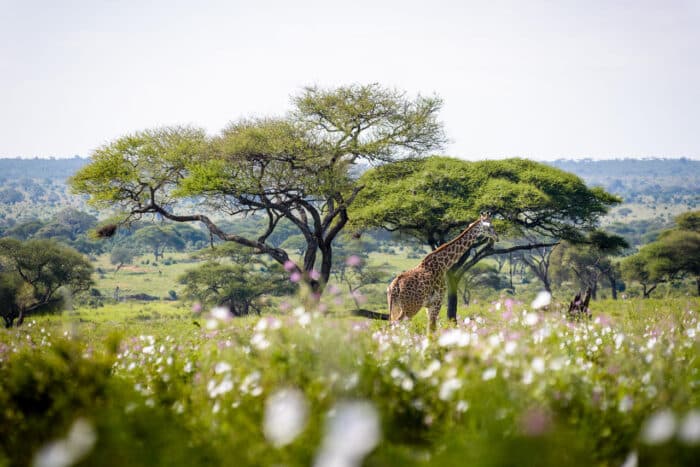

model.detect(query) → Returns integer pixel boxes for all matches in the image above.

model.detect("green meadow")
[1,289,699,466]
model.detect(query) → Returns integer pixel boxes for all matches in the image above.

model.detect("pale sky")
[1,0,699,160]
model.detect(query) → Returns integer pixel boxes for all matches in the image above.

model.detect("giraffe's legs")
[426,288,444,334]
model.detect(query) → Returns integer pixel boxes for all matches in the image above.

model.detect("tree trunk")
[543,276,552,293]
[446,270,461,322]
[643,283,657,298]
[16,308,25,326]
[3,314,13,328]
[610,275,618,300]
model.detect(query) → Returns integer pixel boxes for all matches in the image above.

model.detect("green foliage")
[0,298,698,466]
[133,225,187,260]
[69,126,207,208]
[351,157,620,247]
[622,211,700,297]
[110,246,136,270]
[0,238,93,327]
[69,84,446,292]
[676,211,700,233]
[178,251,294,315]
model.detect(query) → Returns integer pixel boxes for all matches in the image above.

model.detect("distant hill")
[0,157,89,181]
[548,158,699,178]
[548,158,699,206]
[0,156,696,218]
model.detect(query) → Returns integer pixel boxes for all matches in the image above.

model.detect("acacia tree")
[71,84,445,293]
[0,238,93,327]
[179,243,295,315]
[350,156,619,319]
[133,225,187,261]
[517,244,556,293]
[549,231,628,299]
[621,211,700,297]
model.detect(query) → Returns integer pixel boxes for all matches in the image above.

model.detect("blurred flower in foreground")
[33,418,96,467]
[290,271,302,283]
[640,409,676,445]
[530,291,551,310]
[314,401,380,467]
[519,407,552,436]
[207,306,233,329]
[620,451,638,467]
[678,410,700,445]
[263,388,309,448]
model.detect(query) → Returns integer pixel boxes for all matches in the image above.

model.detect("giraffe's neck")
[420,219,481,274]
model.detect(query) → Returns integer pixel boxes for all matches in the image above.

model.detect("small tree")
[110,246,136,273]
[179,245,294,315]
[133,225,186,261]
[517,244,557,293]
[0,238,93,327]
[621,211,700,297]
[550,231,628,299]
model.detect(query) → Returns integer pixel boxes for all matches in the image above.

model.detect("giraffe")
[387,213,498,333]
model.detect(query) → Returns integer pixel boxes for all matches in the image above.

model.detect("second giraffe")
[387,213,498,333]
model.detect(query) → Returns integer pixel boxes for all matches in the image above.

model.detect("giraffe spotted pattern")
[387,213,498,333]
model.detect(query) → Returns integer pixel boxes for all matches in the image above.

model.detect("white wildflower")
[620,451,638,467]
[504,341,517,355]
[614,333,625,349]
[208,376,234,398]
[482,367,497,381]
[531,357,545,374]
[438,329,470,347]
[255,319,269,332]
[263,388,309,447]
[531,291,551,310]
[314,401,381,467]
[439,377,462,401]
[418,360,441,379]
[251,332,271,350]
[214,362,232,374]
[678,410,700,444]
[640,409,676,445]
[618,395,633,413]
[298,313,311,327]
[32,418,97,467]
[456,400,470,413]
[524,312,539,326]
[211,306,232,321]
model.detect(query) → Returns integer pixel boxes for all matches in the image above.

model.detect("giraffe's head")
[477,212,498,243]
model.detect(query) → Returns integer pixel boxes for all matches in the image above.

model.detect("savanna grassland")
[1,288,699,467]
[1,155,699,467]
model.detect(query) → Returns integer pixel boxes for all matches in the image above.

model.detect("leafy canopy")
[70,84,446,291]
[350,157,620,247]
[0,238,93,326]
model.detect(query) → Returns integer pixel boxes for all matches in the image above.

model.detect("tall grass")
[1,297,698,466]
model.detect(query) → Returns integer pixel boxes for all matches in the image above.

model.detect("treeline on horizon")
[0,155,698,180]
